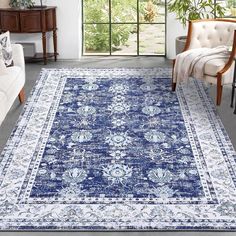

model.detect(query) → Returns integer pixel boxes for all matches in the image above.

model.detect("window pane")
[84,0,109,23]
[216,0,236,17]
[139,0,165,23]
[139,24,165,55]
[111,24,137,55]
[84,24,110,55]
[111,0,137,23]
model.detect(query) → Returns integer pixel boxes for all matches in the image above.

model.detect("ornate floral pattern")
[105,132,132,147]
[148,168,173,184]
[62,168,87,184]
[144,130,166,143]
[103,164,132,184]
[0,68,235,230]
[142,105,161,116]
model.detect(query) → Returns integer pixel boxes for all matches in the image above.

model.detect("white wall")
[11,0,82,60]
[10,1,183,59]
[0,0,10,8]
[166,13,187,59]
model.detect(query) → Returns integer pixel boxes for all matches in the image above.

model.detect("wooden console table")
[0,6,57,65]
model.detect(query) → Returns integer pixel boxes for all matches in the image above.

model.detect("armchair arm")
[217,30,236,76]
[11,44,25,74]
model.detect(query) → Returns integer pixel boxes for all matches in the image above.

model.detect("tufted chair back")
[187,20,236,50]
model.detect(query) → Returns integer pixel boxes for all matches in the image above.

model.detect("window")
[215,0,236,18]
[82,0,166,56]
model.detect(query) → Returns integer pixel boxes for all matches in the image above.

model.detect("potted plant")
[168,0,226,54]
[9,0,34,8]
[228,0,236,16]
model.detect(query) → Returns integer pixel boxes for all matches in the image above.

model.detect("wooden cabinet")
[0,7,58,64]
[1,11,20,32]
[20,11,42,32]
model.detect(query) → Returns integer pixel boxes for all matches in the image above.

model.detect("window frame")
[82,0,167,56]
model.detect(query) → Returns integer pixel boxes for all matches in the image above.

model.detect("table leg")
[42,32,47,65]
[53,30,57,61]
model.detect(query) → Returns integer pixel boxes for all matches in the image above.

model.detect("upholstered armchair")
[172,19,236,105]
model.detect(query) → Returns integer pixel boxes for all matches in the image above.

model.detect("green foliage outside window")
[84,0,158,52]
[227,0,236,8]
[84,0,136,52]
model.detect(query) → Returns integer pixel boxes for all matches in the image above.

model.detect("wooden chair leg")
[216,76,223,106]
[172,82,176,91]
[18,88,25,104]
[172,59,176,91]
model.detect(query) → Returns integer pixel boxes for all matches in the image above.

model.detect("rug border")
[0,68,236,231]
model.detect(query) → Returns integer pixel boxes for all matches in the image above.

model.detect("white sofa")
[0,44,25,126]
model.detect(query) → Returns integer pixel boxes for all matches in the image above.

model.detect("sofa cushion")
[0,66,21,96]
[0,59,7,75]
[0,91,7,124]
[204,58,228,77]
[0,31,13,67]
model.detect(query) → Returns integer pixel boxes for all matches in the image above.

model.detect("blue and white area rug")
[0,68,236,230]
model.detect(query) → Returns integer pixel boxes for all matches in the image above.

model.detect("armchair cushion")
[204,58,229,77]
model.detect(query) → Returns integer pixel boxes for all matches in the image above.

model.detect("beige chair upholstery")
[172,19,236,105]
[0,44,25,126]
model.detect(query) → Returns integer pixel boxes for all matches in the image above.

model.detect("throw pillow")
[0,59,8,76]
[0,31,13,67]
